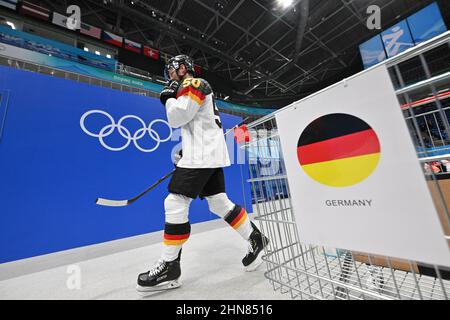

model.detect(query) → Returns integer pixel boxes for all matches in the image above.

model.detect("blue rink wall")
[0,66,251,263]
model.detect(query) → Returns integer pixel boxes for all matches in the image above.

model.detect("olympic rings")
[80,110,172,153]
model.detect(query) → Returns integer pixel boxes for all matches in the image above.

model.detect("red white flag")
[20,1,50,21]
[102,31,123,47]
[143,46,160,60]
[124,39,142,53]
[80,22,102,39]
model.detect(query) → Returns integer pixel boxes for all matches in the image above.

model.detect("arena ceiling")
[27,0,449,108]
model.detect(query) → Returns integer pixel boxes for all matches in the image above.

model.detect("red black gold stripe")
[176,86,206,106]
[225,206,248,230]
[164,222,191,246]
[298,129,380,165]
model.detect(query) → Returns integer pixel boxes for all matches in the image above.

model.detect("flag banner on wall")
[80,22,102,39]
[143,46,160,60]
[19,1,50,21]
[52,12,70,30]
[102,31,123,47]
[124,38,142,53]
[0,0,18,10]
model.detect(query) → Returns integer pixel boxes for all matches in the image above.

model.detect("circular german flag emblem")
[297,114,381,187]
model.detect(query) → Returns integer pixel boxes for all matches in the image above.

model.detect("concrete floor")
[0,221,291,300]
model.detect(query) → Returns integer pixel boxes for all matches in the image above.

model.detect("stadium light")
[278,0,293,8]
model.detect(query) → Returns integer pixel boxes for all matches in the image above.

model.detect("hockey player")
[137,55,269,292]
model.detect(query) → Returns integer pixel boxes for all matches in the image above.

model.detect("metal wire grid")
[391,34,450,161]
[264,246,450,300]
[404,106,450,156]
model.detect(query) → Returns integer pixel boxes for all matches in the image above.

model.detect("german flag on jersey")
[163,222,191,246]
[297,114,381,188]
[176,78,212,106]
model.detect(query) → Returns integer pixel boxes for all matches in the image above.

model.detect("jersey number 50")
[182,78,202,88]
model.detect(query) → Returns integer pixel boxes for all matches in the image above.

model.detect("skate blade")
[245,255,263,272]
[136,279,181,293]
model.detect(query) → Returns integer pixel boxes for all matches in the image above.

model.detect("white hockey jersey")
[165,77,231,169]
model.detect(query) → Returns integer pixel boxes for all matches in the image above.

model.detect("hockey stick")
[96,170,175,207]
[96,118,249,207]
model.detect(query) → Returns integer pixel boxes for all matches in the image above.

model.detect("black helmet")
[164,54,195,80]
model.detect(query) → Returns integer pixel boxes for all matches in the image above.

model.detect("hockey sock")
[162,222,191,262]
[224,205,253,240]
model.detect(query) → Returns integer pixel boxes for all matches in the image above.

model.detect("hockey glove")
[160,80,180,106]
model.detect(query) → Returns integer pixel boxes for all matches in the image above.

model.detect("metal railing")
[116,62,165,84]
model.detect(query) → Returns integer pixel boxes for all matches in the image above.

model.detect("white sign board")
[276,65,450,266]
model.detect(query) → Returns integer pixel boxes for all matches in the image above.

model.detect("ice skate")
[137,252,182,293]
[242,222,269,272]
